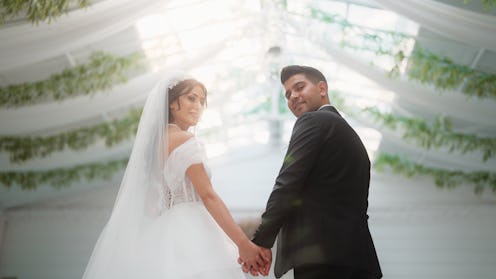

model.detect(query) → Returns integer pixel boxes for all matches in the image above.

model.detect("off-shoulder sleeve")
[164,137,207,187]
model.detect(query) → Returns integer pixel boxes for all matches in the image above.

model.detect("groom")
[244,65,382,279]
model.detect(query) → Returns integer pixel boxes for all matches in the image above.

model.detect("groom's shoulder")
[293,112,323,133]
[294,110,343,134]
[299,108,338,121]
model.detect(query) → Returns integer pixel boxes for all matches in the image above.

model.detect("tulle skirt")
[126,201,246,279]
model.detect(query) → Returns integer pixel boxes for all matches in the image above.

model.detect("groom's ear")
[317,81,327,96]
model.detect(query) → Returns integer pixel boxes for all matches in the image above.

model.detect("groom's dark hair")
[280,65,327,85]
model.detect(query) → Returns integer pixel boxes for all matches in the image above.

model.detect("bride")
[82,73,271,278]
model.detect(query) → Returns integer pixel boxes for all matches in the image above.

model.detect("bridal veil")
[82,72,189,278]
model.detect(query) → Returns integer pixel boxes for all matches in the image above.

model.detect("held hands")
[237,241,272,276]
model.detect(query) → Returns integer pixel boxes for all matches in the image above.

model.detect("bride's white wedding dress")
[83,74,246,279]
[128,137,246,278]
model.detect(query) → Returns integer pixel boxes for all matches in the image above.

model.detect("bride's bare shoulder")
[167,129,194,155]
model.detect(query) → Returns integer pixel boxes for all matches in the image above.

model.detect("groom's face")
[283,73,326,117]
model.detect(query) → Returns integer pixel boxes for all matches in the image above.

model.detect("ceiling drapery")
[0,0,495,209]
[0,0,167,71]
[374,0,496,51]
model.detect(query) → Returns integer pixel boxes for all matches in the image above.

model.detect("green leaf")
[374,153,496,194]
[0,52,146,107]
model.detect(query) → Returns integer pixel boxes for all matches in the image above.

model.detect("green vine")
[0,109,142,163]
[482,0,496,9]
[310,7,410,54]
[365,108,496,161]
[392,48,496,99]
[0,51,146,107]
[374,153,496,194]
[464,0,496,11]
[0,157,128,190]
[0,0,91,25]
[308,7,496,100]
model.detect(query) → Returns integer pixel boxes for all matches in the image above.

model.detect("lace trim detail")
[160,137,207,210]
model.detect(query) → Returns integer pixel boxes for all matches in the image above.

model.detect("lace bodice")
[161,137,210,209]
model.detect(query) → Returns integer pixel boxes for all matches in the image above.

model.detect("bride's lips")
[190,112,200,118]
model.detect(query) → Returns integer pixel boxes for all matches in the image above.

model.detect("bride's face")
[169,85,206,129]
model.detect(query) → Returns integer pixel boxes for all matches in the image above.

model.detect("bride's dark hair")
[168,79,207,123]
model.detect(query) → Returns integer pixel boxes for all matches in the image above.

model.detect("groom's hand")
[238,257,265,277]
[237,241,267,276]
[260,247,272,275]
[237,247,272,276]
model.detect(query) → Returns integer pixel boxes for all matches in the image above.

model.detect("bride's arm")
[186,164,270,275]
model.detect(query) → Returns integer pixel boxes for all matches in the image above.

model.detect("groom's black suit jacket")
[252,106,382,278]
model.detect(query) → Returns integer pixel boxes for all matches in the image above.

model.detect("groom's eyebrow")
[285,82,304,99]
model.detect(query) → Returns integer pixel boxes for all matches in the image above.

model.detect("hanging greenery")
[464,0,496,11]
[365,108,496,161]
[392,48,496,99]
[0,109,142,163]
[308,7,496,100]
[309,7,411,56]
[0,0,91,25]
[0,157,128,190]
[0,51,145,107]
[374,153,496,194]
[482,0,496,9]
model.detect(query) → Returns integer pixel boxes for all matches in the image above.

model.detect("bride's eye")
[187,94,205,106]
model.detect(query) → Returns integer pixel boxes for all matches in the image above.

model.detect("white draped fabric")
[0,72,158,135]
[288,17,496,130]
[0,0,168,71]
[0,139,132,171]
[0,35,232,135]
[352,114,496,172]
[374,0,496,51]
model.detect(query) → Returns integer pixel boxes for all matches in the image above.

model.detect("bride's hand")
[237,241,270,276]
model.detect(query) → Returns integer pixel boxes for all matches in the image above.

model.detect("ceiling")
[1,0,495,210]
